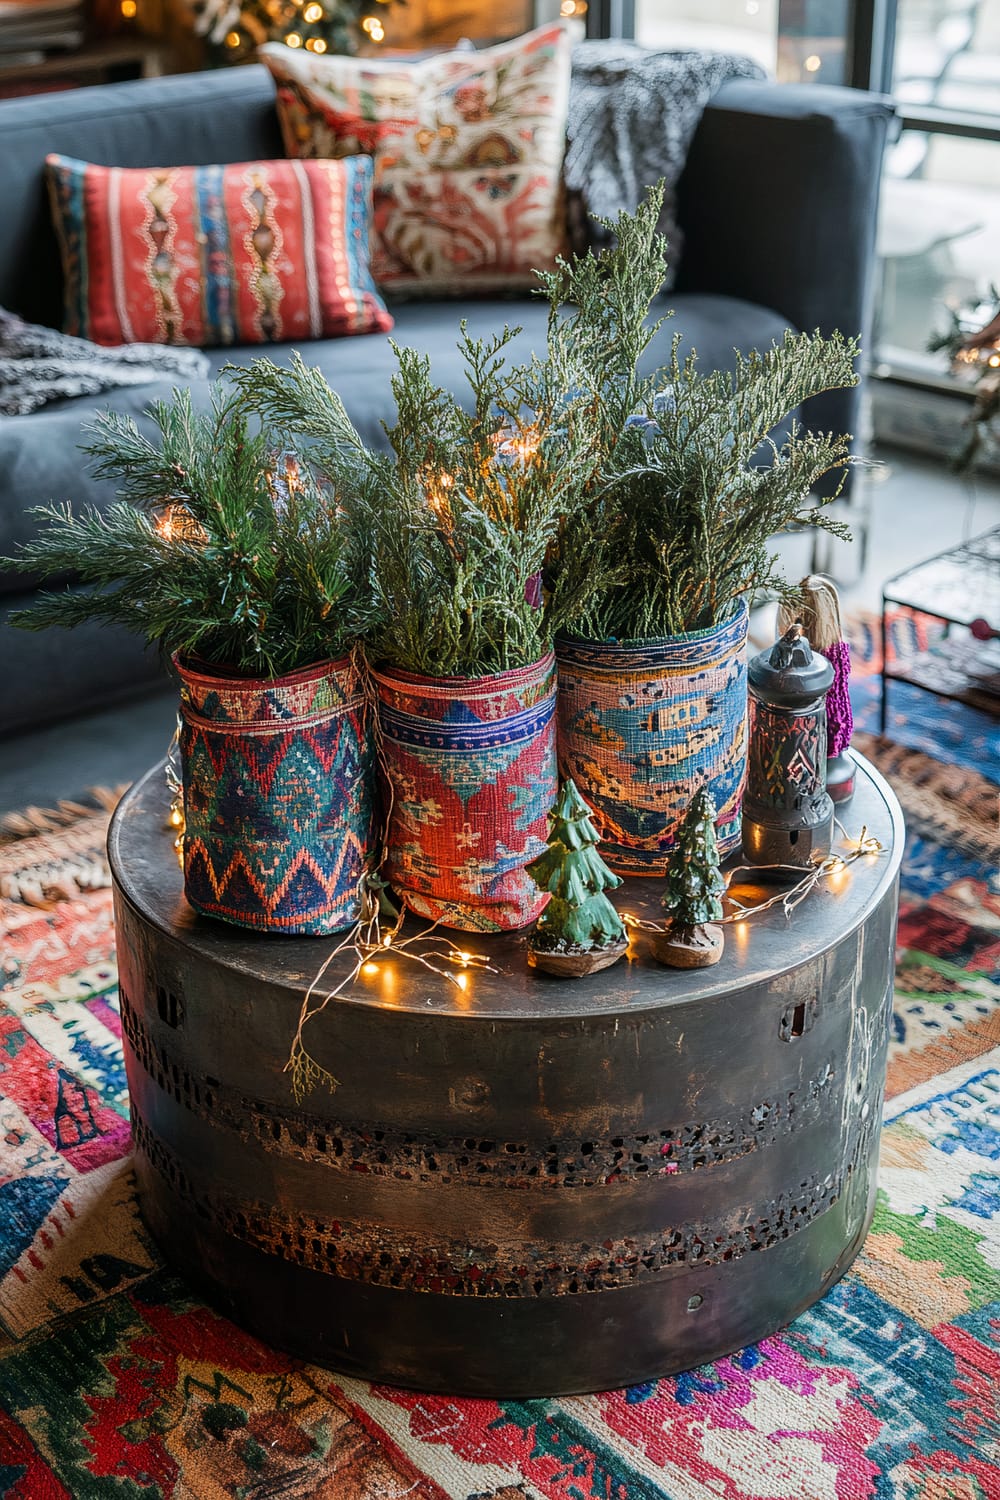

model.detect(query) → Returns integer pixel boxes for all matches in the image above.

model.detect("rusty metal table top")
[109,752,905,1395]
[111,752,903,1019]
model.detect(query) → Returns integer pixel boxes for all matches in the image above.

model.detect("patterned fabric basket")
[373,653,557,932]
[556,601,749,873]
[176,655,374,935]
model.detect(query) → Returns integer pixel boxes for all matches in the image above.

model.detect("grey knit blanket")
[567,42,767,287]
[0,308,209,417]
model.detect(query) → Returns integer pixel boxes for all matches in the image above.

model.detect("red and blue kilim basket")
[176,655,374,935]
[556,600,749,873]
[373,653,558,932]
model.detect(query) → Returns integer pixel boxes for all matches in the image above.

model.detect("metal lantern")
[742,623,835,867]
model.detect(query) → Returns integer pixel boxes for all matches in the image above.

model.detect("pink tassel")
[823,639,853,757]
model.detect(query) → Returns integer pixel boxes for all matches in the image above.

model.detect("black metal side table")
[109,756,903,1397]
[880,525,1000,731]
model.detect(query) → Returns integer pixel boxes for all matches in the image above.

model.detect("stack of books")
[0,0,86,67]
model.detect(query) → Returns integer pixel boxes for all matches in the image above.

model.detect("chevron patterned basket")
[176,655,374,935]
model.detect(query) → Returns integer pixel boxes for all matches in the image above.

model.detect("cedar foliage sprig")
[538,185,861,639]
[369,327,608,675]
[227,330,616,677]
[6,388,378,677]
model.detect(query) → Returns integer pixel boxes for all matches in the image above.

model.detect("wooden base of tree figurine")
[652,924,724,969]
[652,788,726,969]
[526,779,628,978]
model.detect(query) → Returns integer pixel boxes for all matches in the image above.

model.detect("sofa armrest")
[675,80,896,459]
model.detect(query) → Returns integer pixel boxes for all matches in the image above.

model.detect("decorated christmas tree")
[526,779,627,978]
[655,788,726,968]
[190,0,398,62]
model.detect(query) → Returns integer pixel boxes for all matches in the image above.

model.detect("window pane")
[876,130,1000,373]
[775,0,848,85]
[633,1,849,85]
[892,0,1000,117]
[634,0,779,71]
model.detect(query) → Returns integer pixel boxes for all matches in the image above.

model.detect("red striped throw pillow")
[45,153,393,348]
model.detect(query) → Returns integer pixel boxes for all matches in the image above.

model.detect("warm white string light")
[285,883,494,1100]
[284,647,495,1100]
[622,819,885,936]
[164,719,185,868]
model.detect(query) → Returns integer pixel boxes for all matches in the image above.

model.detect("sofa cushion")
[0,292,791,595]
[0,68,283,333]
[202,291,795,452]
[259,24,572,296]
[0,377,215,595]
[45,153,392,348]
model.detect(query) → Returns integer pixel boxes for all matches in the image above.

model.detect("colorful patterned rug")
[849,609,999,784]
[1,684,999,1498]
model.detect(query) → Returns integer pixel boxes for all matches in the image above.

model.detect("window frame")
[596,2,1000,401]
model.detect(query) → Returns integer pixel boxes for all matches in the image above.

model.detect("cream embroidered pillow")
[260,24,571,296]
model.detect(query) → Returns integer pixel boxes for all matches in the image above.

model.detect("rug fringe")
[0,786,129,907]
[0,785,127,844]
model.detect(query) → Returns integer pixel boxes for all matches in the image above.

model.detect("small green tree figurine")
[526,779,628,978]
[654,788,727,969]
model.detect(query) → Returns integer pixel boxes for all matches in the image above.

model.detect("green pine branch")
[11,185,875,682]
[229,331,609,677]
[5,388,379,678]
[563,337,859,639]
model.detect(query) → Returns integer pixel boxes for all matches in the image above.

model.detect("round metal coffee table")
[110,754,903,1397]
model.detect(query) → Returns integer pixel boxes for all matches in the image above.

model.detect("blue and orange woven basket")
[556,601,749,873]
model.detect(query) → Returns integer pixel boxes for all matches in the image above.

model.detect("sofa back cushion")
[259,24,572,296]
[45,153,392,347]
[0,67,283,331]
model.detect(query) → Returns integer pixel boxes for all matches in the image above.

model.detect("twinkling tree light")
[191,0,399,62]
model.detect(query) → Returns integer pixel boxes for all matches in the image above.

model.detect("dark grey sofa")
[0,61,895,736]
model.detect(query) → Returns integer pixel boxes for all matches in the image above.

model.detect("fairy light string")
[156,452,883,1096]
[285,876,495,1102]
[160,647,495,1101]
[164,718,185,868]
[153,480,498,1101]
[278,424,549,1097]
[284,644,497,1101]
[166,657,883,1092]
[164,621,883,1090]
[622,819,886,936]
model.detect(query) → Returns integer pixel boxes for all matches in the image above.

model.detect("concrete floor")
[1,443,998,815]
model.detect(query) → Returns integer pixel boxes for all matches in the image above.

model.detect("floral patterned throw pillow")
[259,24,572,296]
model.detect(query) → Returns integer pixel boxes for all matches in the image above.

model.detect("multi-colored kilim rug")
[849,609,1000,785]
[1,647,998,1499]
